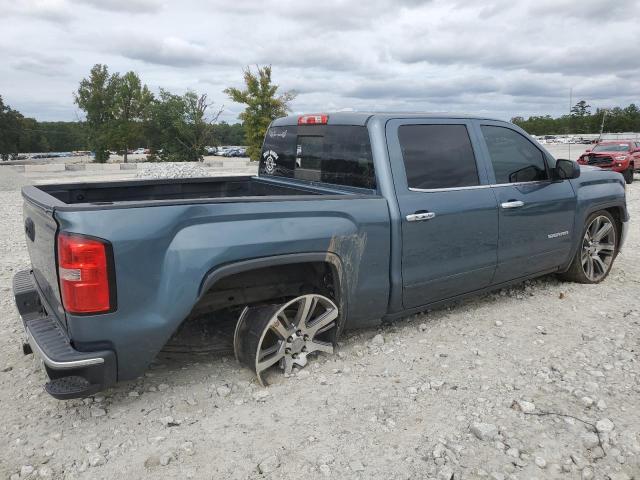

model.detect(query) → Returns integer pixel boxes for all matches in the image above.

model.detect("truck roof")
[272,112,507,127]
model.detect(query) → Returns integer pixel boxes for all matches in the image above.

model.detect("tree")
[0,95,23,161]
[147,90,222,162]
[224,65,296,161]
[111,71,153,163]
[74,64,117,162]
[571,100,591,117]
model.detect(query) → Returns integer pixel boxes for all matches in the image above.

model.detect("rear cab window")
[260,125,376,189]
[398,124,479,190]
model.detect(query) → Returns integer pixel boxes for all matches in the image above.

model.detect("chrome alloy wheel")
[581,215,616,282]
[234,294,338,386]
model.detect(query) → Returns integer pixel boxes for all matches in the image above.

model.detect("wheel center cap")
[291,336,305,353]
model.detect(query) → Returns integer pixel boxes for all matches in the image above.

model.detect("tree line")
[73,63,293,162]
[512,101,640,136]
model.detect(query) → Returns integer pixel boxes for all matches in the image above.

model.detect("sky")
[1,0,639,123]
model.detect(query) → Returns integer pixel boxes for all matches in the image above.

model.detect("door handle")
[501,200,524,209]
[406,212,436,222]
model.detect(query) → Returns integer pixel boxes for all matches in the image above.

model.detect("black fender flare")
[197,252,349,334]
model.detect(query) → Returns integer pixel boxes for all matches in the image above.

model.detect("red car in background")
[577,140,639,184]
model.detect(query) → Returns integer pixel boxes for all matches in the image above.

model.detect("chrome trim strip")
[409,185,491,193]
[408,180,553,193]
[26,328,104,369]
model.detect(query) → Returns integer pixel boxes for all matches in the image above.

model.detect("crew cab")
[13,113,629,398]
[577,140,639,184]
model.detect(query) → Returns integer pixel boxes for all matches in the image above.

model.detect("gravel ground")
[0,168,638,480]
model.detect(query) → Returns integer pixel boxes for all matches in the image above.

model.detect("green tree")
[571,100,591,117]
[74,64,117,162]
[0,95,23,161]
[111,71,153,163]
[224,65,296,161]
[147,90,221,161]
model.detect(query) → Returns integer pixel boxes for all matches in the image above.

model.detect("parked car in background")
[132,148,146,155]
[577,140,639,184]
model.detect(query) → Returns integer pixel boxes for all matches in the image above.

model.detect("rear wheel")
[560,211,618,284]
[623,167,634,184]
[233,294,339,386]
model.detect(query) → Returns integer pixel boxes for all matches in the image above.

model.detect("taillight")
[57,232,114,314]
[298,114,328,125]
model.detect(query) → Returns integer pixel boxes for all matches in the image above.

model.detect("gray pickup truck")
[14,113,629,399]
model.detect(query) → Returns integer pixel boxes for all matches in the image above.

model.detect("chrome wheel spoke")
[256,350,285,374]
[307,340,334,354]
[592,255,606,274]
[270,317,291,340]
[294,295,317,329]
[597,242,615,253]
[304,308,339,337]
[593,222,613,242]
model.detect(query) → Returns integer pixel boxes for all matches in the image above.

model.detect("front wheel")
[559,211,618,284]
[623,167,634,184]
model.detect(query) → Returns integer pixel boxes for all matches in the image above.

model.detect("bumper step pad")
[45,376,101,400]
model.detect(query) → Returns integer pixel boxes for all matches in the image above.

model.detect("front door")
[386,120,499,309]
[475,122,576,283]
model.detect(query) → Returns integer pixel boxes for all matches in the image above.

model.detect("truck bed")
[27,176,337,208]
[21,175,373,213]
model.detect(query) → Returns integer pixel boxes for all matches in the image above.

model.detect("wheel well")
[189,261,339,318]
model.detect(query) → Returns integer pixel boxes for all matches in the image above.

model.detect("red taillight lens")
[57,232,113,314]
[298,114,328,125]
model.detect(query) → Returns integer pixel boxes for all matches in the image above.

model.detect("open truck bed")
[22,175,348,211]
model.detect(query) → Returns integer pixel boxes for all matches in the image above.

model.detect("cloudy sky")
[1,0,639,123]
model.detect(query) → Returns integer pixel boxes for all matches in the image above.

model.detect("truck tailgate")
[23,199,64,323]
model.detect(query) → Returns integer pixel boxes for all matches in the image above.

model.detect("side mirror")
[554,159,580,180]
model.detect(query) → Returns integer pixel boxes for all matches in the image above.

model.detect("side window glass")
[481,126,548,184]
[398,124,479,190]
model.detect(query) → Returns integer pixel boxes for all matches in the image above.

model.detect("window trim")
[478,123,552,184]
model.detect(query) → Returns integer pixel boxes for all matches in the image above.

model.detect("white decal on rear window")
[262,150,279,174]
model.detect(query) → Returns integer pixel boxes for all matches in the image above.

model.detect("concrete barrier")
[1,165,26,172]
[85,163,121,171]
[65,164,86,171]
[24,164,66,173]
[120,163,138,170]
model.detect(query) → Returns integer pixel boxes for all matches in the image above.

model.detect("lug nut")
[287,336,293,342]
[303,334,309,341]
[296,330,302,336]
[285,348,291,354]
[292,353,299,359]
[302,346,307,353]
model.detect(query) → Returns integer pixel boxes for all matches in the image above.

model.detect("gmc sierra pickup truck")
[14,113,629,399]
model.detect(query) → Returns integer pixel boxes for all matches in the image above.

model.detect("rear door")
[386,119,499,309]
[474,122,576,283]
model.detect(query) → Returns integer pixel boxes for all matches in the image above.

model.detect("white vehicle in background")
[132,148,146,155]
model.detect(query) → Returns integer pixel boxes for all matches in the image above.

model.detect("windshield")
[260,125,376,189]
[591,143,629,152]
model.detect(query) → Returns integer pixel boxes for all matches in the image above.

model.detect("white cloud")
[0,0,638,122]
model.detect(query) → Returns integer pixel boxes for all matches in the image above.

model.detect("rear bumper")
[13,269,116,399]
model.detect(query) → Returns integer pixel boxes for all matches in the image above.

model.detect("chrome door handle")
[501,200,524,209]
[406,212,436,222]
